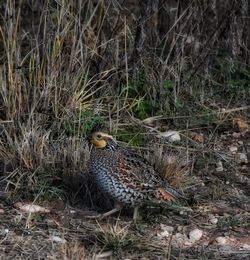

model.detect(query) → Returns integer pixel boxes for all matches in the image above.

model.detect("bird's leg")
[133,206,139,222]
[87,204,122,219]
[101,206,121,218]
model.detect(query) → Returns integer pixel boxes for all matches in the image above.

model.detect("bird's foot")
[86,207,121,220]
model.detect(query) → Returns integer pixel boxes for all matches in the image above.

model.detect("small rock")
[157,130,181,142]
[216,236,228,245]
[50,235,66,244]
[0,209,4,214]
[179,210,184,215]
[241,165,247,171]
[157,230,170,239]
[209,217,218,225]
[0,228,9,235]
[174,233,189,246]
[216,161,224,172]
[16,203,50,213]
[242,244,250,250]
[229,146,238,153]
[160,224,174,233]
[189,229,203,243]
[232,132,241,139]
[177,226,183,232]
[236,153,248,164]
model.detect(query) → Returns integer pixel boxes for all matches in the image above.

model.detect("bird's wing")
[113,147,187,201]
[113,147,162,188]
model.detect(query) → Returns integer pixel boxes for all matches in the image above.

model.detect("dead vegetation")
[0,0,250,259]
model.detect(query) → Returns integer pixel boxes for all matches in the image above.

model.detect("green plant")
[119,72,162,119]
[115,126,146,146]
[218,215,241,229]
[195,153,218,168]
[212,58,250,104]
[33,175,65,203]
[63,110,104,137]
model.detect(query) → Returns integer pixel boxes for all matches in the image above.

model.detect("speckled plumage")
[89,131,185,215]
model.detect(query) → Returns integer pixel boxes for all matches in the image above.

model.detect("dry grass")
[0,1,250,258]
[0,0,249,216]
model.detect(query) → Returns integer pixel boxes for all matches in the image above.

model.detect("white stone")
[216,236,227,245]
[216,161,223,172]
[229,146,238,153]
[162,225,174,233]
[236,153,248,164]
[157,230,170,239]
[174,233,189,246]
[242,244,250,250]
[189,229,203,243]
[157,130,181,142]
[177,226,183,232]
[50,235,66,243]
[210,217,218,224]
[17,203,50,213]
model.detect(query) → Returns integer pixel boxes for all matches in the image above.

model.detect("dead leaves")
[233,117,249,134]
[189,132,204,143]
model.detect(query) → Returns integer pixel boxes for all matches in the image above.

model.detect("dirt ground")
[0,127,249,260]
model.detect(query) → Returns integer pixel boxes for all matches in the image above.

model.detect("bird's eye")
[96,134,102,139]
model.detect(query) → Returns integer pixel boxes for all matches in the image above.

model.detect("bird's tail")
[154,186,187,203]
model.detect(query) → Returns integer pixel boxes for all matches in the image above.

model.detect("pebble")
[236,153,248,164]
[242,244,250,250]
[229,146,238,153]
[50,235,66,244]
[210,217,218,224]
[174,233,188,246]
[157,130,181,142]
[216,161,223,172]
[157,230,170,239]
[160,225,174,233]
[16,203,50,213]
[216,236,228,245]
[0,209,4,214]
[189,229,203,243]
[0,228,9,235]
[177,226,183,232]
[232,132,241,139]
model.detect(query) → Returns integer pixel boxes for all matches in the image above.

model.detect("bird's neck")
[106,139,117,151]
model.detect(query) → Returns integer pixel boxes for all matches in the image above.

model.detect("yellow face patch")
[90,132,114,149]
[91,138,107,148]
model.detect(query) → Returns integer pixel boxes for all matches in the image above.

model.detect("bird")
[88,127,187,221]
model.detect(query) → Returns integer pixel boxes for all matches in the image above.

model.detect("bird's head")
[90,131,117,149]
